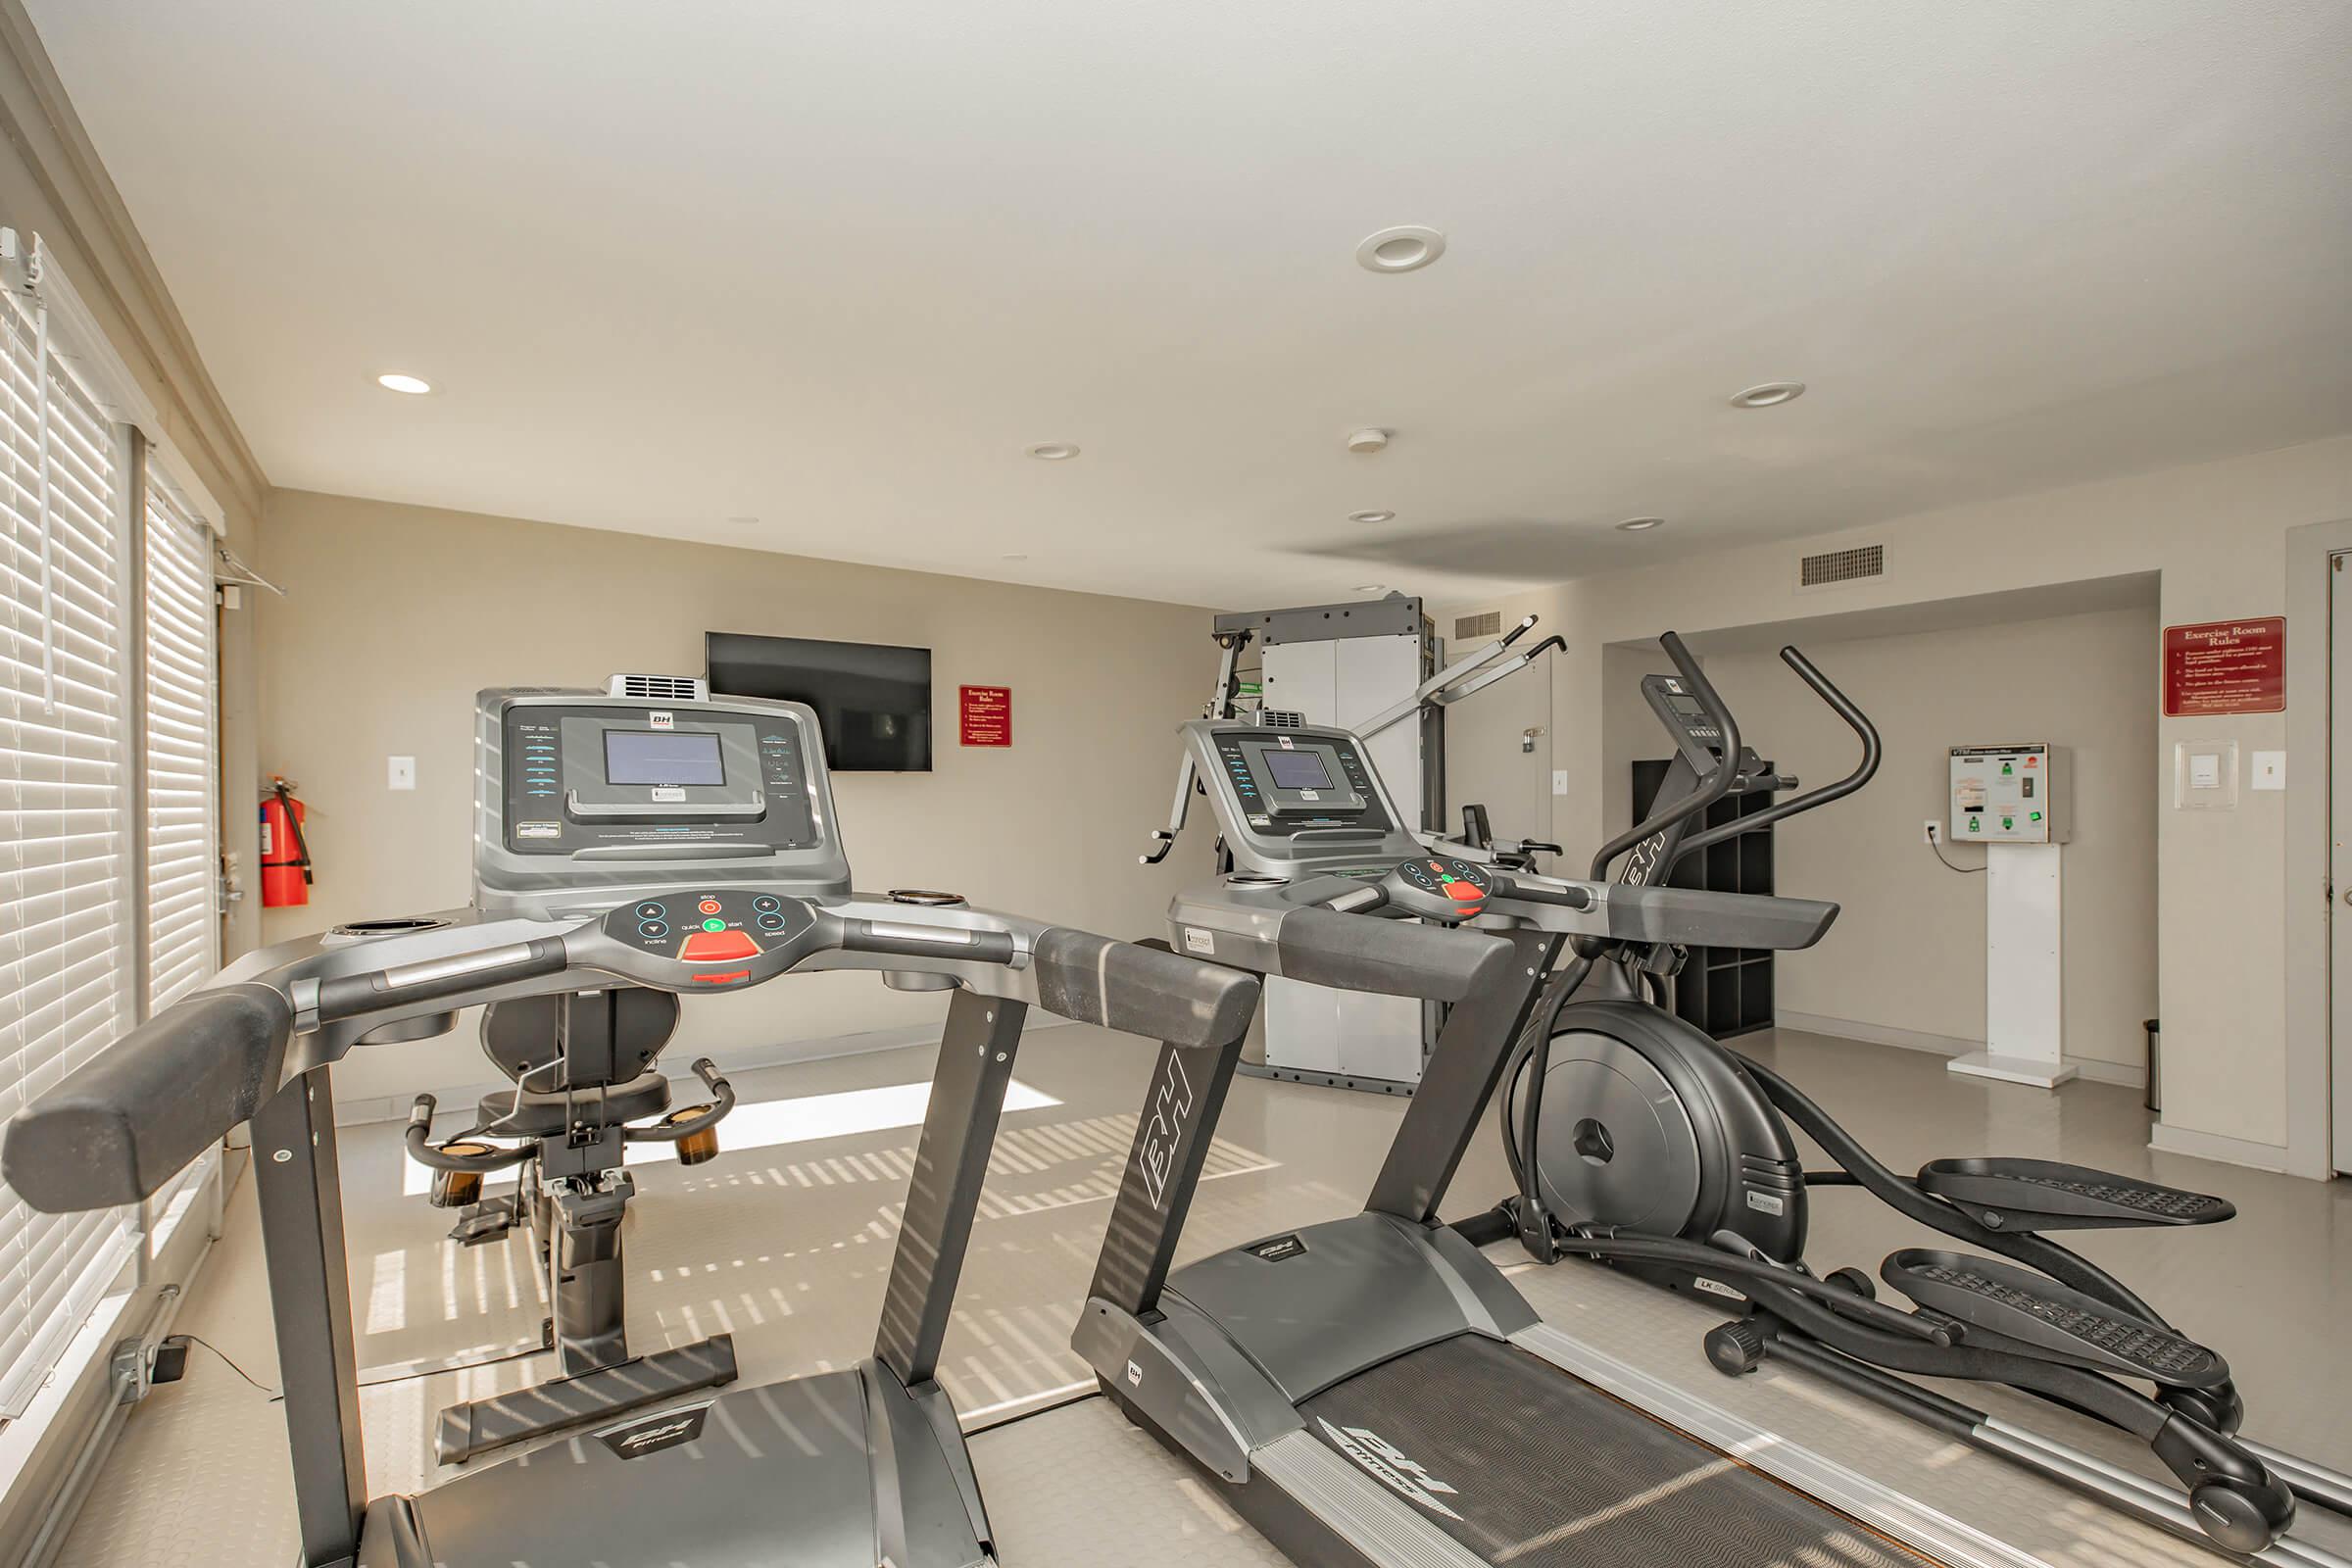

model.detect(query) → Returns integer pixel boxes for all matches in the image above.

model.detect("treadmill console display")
[476,687,852,916]
[1210,730,1386,828]
[500,705,816,856]
[602,729,726,787]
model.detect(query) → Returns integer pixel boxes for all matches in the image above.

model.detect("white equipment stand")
[1947,841,2076,1087]
[1944,743,2077,1089]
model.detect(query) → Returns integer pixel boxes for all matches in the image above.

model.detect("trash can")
[2143,1018,2161,1112]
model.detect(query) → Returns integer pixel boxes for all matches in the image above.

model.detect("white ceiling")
[28,2,2352,610]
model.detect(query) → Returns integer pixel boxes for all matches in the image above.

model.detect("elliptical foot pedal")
[1917,1157,2233,1230]
[433,1333,738,1465]
[446,1193,521,1247]
[1883,1250,2227,1387]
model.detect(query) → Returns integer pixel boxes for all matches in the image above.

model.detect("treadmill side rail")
[1076,1298,1273,1484]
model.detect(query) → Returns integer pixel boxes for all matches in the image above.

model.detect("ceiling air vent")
[1453,611,1503,642]
[1796,545,1886,592]
[609,673,710,702]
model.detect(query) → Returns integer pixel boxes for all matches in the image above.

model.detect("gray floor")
[51,1024,2352,1566]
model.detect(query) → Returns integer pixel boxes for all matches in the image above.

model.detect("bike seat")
[1883,1249,2228,1388]
[473,1070,672,1138]
[1917,1157,2233,1231]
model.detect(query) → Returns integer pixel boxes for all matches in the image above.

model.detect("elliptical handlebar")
[1585,631,1741,882]
[1670,643,1882,864]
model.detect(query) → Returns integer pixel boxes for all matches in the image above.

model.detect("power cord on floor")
[176,1334,271,1393]
[171,1333,550,1401]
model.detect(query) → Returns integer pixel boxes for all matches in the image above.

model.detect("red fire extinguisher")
[260,778,313,908]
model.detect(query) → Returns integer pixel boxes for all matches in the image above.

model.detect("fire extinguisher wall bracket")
[261,779,314,909]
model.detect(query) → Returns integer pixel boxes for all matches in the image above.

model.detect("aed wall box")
[1949,744,2070,844]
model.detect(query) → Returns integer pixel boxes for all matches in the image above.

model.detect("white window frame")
[0,230,230,1426]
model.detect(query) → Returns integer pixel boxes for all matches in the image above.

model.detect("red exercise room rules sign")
[959,685,1011,747]
[2162,617,2284,716]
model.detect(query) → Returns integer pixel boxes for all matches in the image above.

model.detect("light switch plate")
[2174,740,2237,809]
[388,756,416,791]
[1550,769,1568,797]
[2250,751,2285,791]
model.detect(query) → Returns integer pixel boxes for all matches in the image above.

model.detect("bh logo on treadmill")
[1317,1418,1463,1521]
[1137,1053,1195,1209]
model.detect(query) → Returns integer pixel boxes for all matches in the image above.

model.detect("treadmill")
[2,678,1257,1568]
[1075,714,2019,1568]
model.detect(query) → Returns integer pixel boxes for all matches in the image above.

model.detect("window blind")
[133,466,221,1232]
[140,472,219,1012]
[0,284,135,1419]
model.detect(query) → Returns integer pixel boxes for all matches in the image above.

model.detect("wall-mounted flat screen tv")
[705,631,933,772]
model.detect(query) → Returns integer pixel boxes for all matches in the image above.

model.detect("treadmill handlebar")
[837,919,1020,966]
[1274,906,1516,1003]
[6,899,1261,1217]
[1032,928,1260,1050]
[1488,872,1596,911]
[4,983,296,1212]
[313,938,571,1024]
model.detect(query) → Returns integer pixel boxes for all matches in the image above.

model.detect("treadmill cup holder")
[427,1142,501,1208]
[660,1106,724,1166]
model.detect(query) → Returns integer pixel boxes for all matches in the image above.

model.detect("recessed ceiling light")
[1616,516,1666,532]
[375,372,432,395]
[1353,583,1387,594]
[1001,553,1029,562]
[1348,510,1396,525]
[1355,226,1446,274]
[724,515,760,526]
[1025,442,1079,461]
[1729,381,1805,409]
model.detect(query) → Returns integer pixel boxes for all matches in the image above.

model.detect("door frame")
[2285,519,2352,1178]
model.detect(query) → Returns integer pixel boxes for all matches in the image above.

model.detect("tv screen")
[705,632,933,772]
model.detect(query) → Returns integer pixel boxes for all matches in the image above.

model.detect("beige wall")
[1442,434,2352,1172]
[256,489,1215,1106]
[1660,607,2161,1074]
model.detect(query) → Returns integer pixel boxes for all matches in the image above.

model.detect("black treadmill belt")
[1298,1334,1920,1567]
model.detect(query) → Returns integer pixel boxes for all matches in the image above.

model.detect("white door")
[1442,641,1556,866]
[2331,553,2352,1173]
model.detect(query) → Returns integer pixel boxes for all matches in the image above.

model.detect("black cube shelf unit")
[1631,758,1777,1038]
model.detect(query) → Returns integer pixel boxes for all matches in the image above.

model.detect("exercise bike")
[406,985,738,1463]
[1455,633,2349,1562]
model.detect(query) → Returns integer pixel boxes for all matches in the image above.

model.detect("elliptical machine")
[1457,633,2347,1562]
[406,987,737,1462]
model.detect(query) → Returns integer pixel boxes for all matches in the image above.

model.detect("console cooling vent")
[609,673,709,702]
[1264,710,1305,729]
[1454,611,1503,642]
[1797,545,1885,591]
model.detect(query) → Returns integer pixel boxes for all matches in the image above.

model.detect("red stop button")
[681,929,760,962]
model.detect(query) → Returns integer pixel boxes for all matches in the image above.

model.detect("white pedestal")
[1949,842,2076,1089]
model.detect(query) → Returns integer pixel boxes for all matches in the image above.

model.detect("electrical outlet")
[1923,819,1941,845]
